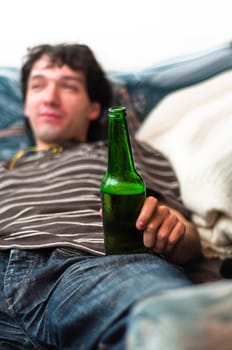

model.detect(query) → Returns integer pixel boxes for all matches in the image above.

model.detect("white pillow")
[136,71,232,258]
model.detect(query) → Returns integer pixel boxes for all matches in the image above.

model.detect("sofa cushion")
[0,68,30,161]
[110,43,232,132]
[1,43,232,162]
[136,70,232,259]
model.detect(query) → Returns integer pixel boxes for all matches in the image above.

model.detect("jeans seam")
[4,255,45,350]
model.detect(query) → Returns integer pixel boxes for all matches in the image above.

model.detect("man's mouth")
[38,111,63,121]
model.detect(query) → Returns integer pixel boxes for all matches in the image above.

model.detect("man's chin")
[36,128,63,144]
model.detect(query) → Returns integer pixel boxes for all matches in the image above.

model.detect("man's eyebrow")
[59,76,85,83]
[29,74,85,84]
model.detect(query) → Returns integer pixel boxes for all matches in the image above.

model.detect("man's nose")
[43,83,60,104]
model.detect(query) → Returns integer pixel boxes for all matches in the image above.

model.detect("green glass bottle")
[100,106,147,255]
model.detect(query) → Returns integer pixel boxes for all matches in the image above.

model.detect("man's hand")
[136,196,201,264]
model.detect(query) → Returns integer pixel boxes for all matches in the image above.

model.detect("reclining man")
[0,43,200,349]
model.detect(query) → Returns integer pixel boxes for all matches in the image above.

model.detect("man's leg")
[3,248,192,350]
[0,251,41,349]
[126,280,232,350]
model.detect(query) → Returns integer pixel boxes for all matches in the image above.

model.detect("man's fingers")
[164,221,186,253]
[142,204,170,248]
[151,212,178,252]
[136,196,158,230]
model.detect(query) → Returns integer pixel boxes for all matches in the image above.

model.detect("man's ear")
[88,102,101,121]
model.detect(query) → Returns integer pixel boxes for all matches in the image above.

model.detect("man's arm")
[136,196,201,265]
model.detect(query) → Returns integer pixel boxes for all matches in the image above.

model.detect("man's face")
[24,55,100,148]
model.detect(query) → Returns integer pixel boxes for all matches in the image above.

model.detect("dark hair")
[21,43,113,140]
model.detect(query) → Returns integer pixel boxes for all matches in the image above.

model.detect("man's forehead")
[29,55,84,81]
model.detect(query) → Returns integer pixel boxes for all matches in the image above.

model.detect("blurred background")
[1,0,231,71]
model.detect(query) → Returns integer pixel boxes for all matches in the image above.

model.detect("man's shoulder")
[131,137,168,161]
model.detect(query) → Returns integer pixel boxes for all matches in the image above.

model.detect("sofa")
[1,42,232,348]
[1,43,232,280]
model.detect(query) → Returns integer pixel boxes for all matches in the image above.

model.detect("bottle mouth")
[109,106,126,113]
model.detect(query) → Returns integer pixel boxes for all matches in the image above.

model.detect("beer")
[100,106,146,254]
[101,192,146,254]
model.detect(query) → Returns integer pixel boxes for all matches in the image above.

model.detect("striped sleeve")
[132,138,190,218]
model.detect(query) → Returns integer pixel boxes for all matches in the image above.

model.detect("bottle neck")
[107,107,135,174]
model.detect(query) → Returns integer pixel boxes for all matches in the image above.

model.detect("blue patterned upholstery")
[110,43,232,135]
[1,43,232,161]
[0,68,29,161]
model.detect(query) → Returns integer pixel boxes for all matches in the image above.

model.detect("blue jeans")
[0,248,192,349]
[127,280,232,350]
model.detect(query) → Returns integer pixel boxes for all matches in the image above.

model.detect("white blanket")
[136,71,232,258]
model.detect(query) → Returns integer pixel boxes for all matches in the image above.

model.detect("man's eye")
[30,83,43,90]
[62,84,78,91]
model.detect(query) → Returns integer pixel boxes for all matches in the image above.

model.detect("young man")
[0,44,201,349]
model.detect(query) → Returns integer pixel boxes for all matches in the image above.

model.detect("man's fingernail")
[137,220,144,230]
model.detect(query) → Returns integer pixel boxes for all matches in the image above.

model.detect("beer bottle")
[100,106,147,254]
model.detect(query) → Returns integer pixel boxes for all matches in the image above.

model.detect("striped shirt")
[0,139,188,255]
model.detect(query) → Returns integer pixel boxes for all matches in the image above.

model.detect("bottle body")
[101,192,146,254]
[100,106,147,255]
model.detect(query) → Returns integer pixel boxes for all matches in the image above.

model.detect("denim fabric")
[126,280,232,350]
[0,248,191,349]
